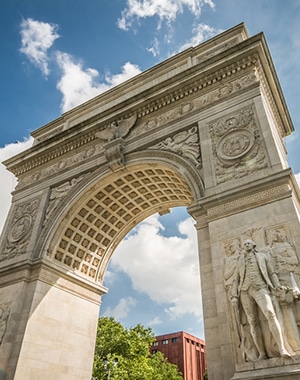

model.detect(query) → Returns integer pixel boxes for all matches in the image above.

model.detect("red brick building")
[150,332,206,380]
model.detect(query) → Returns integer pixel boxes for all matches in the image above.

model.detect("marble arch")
[1,23,300,380]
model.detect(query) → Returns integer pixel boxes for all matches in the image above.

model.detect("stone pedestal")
[232,356,300,379]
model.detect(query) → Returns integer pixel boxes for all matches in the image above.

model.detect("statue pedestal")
[231,356,300,379]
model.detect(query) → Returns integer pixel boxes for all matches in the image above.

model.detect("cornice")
[6,55,258,179]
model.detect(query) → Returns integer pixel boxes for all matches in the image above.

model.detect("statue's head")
[243,239,256,251]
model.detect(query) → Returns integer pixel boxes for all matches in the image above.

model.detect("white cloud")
[19,18,142,113]
[148,316,162,326]
[178,23,222,52]
[0,138,33,234]
[147,36,160,57]
[20,18,60,76]
[105,61,142,87]
[118,0,215,31]
[56,52,141,112]
[111,214,202,320]
[102,296,137,320]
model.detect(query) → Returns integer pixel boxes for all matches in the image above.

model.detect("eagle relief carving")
[96,114,137,142]
[95,114,137,171]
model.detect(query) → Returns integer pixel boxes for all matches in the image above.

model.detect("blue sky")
[0,0,300,339]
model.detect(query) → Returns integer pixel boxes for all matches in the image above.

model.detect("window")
[172,337,178,343]
[162,339,168,344]
[152,349,158,354]
[153,341,158,346]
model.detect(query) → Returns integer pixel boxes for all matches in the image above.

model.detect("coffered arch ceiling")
[45,159,198,285]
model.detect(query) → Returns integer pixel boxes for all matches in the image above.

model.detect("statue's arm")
[266,256,281,288]
[231,267,239,300]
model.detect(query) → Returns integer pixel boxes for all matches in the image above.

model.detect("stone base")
[231,356,300,379]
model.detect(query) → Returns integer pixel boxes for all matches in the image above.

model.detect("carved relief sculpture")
[266,227,300,354]
[0,199,40,261]
[96,114,137,170]
[225,226,300,362]
[0,304,10,345]
[149,126,202,168]
[210,107,268,184]
[44,175,84,225]
[95,114,137,142]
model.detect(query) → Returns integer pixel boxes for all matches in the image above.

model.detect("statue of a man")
[231,239,290,360]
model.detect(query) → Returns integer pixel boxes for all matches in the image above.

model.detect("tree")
[92,317,183,380]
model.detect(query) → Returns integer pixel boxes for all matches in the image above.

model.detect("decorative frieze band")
[131,68,258,139]
[207,184,291,219]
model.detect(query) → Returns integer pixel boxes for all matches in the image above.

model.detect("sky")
[0,0,300,340]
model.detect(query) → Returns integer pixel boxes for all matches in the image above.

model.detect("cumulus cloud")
[148,316,162,326]
[178,23,222,52]
[19,18,142,113]
[0,138,34,234]
[111,214,202,320]
[56,52,141,112]
[102,296,137,320]
[20,18,60,76]
[118,0,215,30]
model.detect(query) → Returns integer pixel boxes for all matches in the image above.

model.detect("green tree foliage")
[92,317,183,380]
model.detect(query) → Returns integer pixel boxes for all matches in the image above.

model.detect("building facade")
[151,332,206,380]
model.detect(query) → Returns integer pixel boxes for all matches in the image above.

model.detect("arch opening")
[100,205,204,339]
[46,163,196,285]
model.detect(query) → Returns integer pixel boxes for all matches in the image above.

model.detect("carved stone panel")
[44,175,85,226]
[148,126,202,168]
[209,107,268,184]
[223,224,300,363]
[0,199,40,262]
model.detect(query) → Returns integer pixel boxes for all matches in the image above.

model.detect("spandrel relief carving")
[44,175,84,225]
[0,199,40,261]
[149,126,202,169]
[210,107,268,184]
[224,225,300,363]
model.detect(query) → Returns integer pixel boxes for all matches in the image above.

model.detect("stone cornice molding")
[7,60,258,181]
[197,169,295,222]
[0,258,107,301]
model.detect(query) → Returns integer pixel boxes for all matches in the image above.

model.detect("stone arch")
[1,24,300,380]
[40,154,202,284]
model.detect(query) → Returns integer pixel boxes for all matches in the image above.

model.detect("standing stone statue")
[268,229,300,354]
[0,306,9,345]
[231,239,290,360]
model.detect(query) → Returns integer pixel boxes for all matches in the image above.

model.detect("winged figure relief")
[96,114,137,142]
